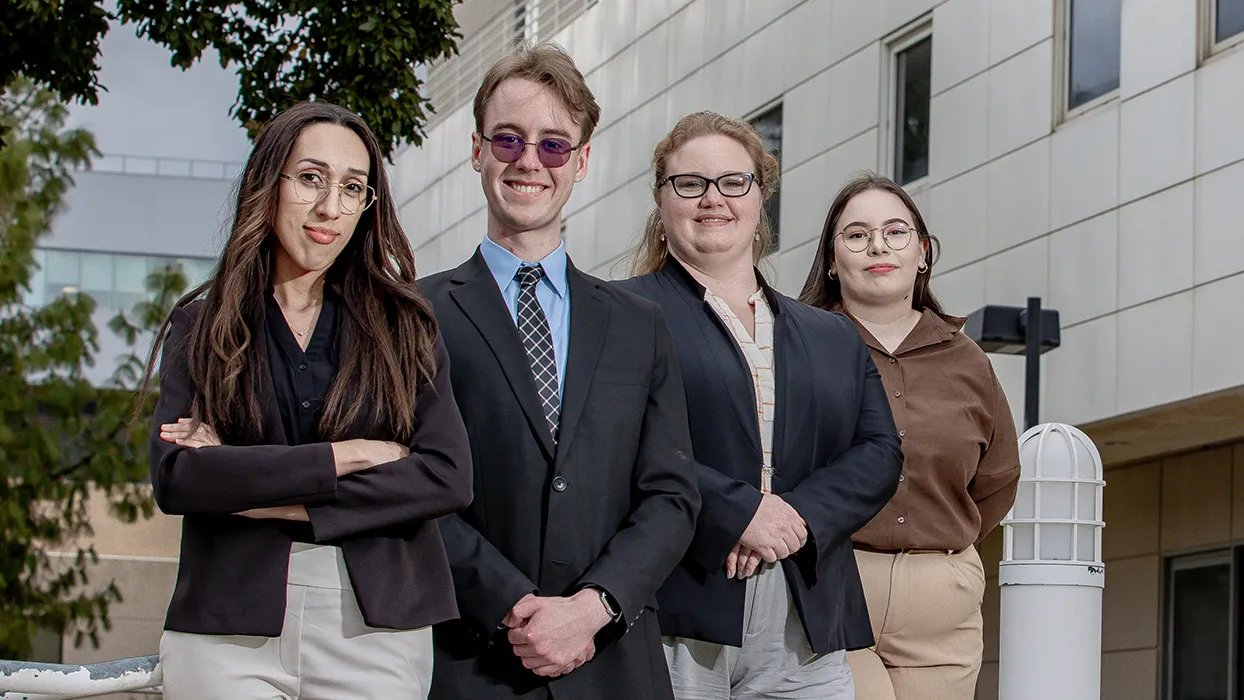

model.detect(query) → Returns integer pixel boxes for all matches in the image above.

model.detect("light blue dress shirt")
[479,235,570,401]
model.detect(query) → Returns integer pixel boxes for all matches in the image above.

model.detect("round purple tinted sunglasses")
[480,132,582,168]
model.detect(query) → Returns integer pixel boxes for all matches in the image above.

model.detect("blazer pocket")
[594,367,650,387]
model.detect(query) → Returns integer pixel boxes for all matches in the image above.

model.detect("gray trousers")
[663,564,854,699]
[160,543,433,699]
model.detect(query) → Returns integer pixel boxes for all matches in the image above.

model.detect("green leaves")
[0,80,180,660]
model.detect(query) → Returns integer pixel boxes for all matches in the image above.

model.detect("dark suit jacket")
[614,259,903,654]
[149,301,473,636]
[422,249,700,700]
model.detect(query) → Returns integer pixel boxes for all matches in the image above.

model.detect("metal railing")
[424,0,597,126]
[76,154,243,181]
[0,656,161,699]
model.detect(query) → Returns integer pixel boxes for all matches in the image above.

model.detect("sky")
[65,17,253,164]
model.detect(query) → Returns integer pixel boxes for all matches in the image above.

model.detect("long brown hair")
[138,101,438,443]
[630,111,780,276]
[798,171,944,315]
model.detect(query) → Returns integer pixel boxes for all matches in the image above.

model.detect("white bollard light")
[998,423,1105,700]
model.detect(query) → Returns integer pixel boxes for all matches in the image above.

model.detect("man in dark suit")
[421,42,701,700]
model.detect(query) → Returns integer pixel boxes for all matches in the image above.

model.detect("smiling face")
[657,134,762,272]
[272,122,371,280]
[832,188,929,309]
[472,77,590,242]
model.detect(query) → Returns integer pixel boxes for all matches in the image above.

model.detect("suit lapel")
[448,249,556,459]
[554,266,609,464]
[771,305,813,482]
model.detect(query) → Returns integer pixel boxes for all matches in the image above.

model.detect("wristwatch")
[594,587,621,620]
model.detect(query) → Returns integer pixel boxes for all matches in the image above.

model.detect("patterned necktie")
[515,265,560,442]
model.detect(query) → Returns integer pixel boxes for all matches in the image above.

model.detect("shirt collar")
[850,308,967,356]
[480,235,569,298]
[660,255,783,315]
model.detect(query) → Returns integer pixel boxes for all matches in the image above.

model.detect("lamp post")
[964,297,1061,429]
[998,423,1106,700]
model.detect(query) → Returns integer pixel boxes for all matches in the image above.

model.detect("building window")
[1061,0,1122,115]
[1165,550,1236,700]
[1204,0,1244,57]
[887,25,932,187]
[749,103,783,252]
[23,249,215,312]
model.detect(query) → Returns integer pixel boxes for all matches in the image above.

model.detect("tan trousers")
[847,547,986,700]
[160,543,433,700]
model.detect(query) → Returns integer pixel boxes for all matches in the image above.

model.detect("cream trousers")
[160,543,433,700]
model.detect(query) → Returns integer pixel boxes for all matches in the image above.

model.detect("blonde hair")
[630,111,780,276]
[473,41,601,143]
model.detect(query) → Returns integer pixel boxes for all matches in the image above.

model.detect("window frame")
[1163,548,1239,700]
[1054,0,1122,125]
[1200,0,1244,63]
[746,98,784,255]
[881,17,933,192]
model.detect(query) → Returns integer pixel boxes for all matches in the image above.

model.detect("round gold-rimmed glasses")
[836,222,915,253]
[280,172,376,214]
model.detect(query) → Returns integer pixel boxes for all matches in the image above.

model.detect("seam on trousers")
[875,554,899,656]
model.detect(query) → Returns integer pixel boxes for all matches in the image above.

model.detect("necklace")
[276,299,321,338]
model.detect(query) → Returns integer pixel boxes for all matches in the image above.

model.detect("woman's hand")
[724,543,766,580]
[159,418,221,448]
[331,439,411,476]
[235,505,310,521]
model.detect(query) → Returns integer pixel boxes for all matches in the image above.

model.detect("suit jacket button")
[552,476,568,492]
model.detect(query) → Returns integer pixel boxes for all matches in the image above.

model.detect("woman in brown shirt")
[798,172,1020,700]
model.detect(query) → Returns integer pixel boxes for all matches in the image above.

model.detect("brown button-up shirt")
[851,309,1020,551]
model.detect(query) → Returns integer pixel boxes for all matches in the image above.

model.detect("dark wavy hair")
[798,171,943,315]
[137,101,438,443]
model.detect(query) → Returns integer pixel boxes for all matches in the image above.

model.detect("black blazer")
[149,301,473,636]
[421,249,700,700]
[614,259,903,654]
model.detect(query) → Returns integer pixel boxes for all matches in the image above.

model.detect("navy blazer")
[614,258,903,653]
[149,301,474,636]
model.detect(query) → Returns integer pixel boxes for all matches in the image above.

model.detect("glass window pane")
[750,104,783,251]
[180,258,215,290]
[114,256,148,294]
[1068,0,1122,111]
[895,37,932,185]
[44,250,80,287]
[80,252,114,309]
[43,249,80,301]
[1169,560,1231,700]
[1218,0,1244,43]
[24,249,47,307]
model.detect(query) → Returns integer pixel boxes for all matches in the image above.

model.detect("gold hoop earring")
[918,261,928,273]
[828,268,837,280]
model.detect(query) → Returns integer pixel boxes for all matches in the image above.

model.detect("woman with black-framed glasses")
[799,172,1020,700]
[138,101,473,699]
[617,111,902,699]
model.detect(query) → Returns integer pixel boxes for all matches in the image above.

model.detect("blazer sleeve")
[577,307,702,626]
[305,335,474,542]
[684,466,764,575]
[969,367,1021,543]
[439,512,541,636]
[782,335,903,580]
[149,306,339,516]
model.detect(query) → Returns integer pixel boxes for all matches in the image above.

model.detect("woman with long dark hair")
[799,172,1020,700]
[140,101,472,699]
